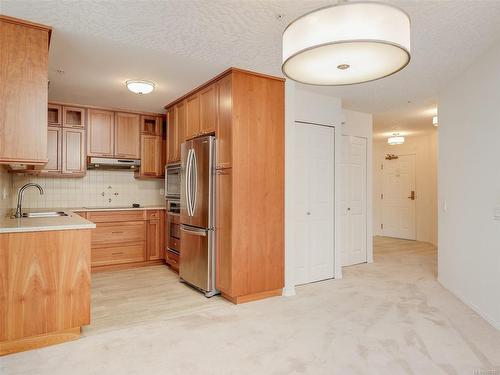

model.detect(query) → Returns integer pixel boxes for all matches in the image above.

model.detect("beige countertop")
[0,210,96,234]
[70,205,166,212]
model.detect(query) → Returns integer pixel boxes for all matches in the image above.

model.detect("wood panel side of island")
[0,229,91,356]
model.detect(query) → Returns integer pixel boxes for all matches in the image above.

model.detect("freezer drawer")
[179,224,215,294]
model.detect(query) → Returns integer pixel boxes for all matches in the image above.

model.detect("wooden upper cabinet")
[166,107,177,164]
[114,112,140,159]
[186,94,200,140]
[141,115,162,136]
[216,74,232,169]
[48,104,62,126]
[176,101,186,151]
[88,109,114,157]
[44,126,62,172]
[62,128,85,174]
[200,84,217,135]
[139,135,161,177]
[0,16,51,165]
[63,106,85,128]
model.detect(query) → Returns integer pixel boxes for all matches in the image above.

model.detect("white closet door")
[293,122,335,285]
[341,136,367,266]
[381,154,416,240]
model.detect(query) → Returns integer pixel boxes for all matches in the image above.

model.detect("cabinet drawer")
[168,237,180,252]
[92,221,146,245]
[147,210,160,219]
[87,210,147,223]
[92,243,145,266]
[166,249,179,271]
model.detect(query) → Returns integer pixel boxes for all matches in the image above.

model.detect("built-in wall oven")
[165,164,181,199]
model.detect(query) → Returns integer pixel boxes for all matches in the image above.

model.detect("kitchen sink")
[14,211,69,218]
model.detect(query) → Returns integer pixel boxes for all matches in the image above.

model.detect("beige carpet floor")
[1,237,499,375]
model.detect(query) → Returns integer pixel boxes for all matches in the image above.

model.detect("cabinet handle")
[112,252,124,255]
[111,231,123,234]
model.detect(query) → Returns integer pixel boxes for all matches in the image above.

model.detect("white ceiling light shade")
[432,116,438,126]
[126,80,155,94]
[388,133,405,145]
[282,2,411,85]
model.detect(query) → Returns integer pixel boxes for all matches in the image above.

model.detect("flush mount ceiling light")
[126,80,155,94]
[282,1,411,85]
[388,133,405,145]
[432,116,438,127]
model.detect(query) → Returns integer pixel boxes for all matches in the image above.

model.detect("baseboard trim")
[438,277,500,331]
[0,327,81,356]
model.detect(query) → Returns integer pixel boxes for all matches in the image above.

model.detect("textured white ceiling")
[2,0,500,132]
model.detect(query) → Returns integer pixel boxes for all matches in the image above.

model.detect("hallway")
[2,238,499,375]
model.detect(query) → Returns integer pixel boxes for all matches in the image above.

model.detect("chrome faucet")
[15,183,44,218]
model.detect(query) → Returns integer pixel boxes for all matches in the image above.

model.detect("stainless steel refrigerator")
[180,135,218,297]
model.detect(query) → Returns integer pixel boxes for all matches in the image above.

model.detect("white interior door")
[340,136,367,266]
[293,122,335,285]
[381,154,416,240]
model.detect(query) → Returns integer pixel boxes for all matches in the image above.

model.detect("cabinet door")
[0,19,49,164]
[216,74,232,169]
[115,112,140,158]
[88,109,114,157]
[186,94,200,140]
[63,106,85,128]
[140,115,161,136]
[216,168,232,294]
[200,85,217,135]
[147,218,161,260]
[166,107,176,163]
[175,101,186,160]
[62,128,85,174]
[44,126,62,172]
[140,135,161,177]
[48,104,62,126]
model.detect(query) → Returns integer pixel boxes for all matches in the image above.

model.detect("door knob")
[347,208,351,211]
[306,211,311,215]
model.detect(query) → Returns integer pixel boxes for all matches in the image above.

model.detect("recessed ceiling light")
[126,80,155,94]
[388,133,405,145]
[282,2,411,85]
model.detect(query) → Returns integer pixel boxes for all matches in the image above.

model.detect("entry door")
[293,122,335,285]
[381,154,416,240]
[340,136,367,266]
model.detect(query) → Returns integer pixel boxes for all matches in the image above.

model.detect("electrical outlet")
[2,187,7,200]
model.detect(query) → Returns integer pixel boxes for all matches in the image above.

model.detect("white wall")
[342,110,374,262]
[438,40,500,329]
[373,133,438,245]
[10,170,164,209]
[284,81,373,295]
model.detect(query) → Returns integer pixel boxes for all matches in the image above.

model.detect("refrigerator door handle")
[180,225,207,237]
[185,149,193,216]
[191,148,198,217]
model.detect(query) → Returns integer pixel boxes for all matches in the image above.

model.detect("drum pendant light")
[282,2,411,85]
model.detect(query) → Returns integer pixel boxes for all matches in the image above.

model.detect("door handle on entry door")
[408,191,415,200]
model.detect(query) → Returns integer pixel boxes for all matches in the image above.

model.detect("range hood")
[87,157,140,170]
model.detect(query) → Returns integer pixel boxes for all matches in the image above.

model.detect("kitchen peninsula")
[0,211,95,355]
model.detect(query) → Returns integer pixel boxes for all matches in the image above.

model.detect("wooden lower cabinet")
[147,210,164,260]
[0,229,91,355]
[74,209,165,271]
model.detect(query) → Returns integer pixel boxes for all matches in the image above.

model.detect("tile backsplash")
[12,170,165,209]
[0,167,14,216]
